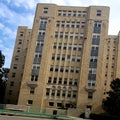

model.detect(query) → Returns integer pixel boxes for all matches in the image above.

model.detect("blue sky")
[0,0,120,68]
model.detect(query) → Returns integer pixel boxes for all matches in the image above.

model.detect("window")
[15,56,19,61]
[76,68,80,73]
[53,77,57,84]
[75,33,79,39]
[68,11,71,16]
[65,67,69,72]
[56,54,60,60]
[62,90,66,97]
[67,91,71,98]
[74,79,78,86]
[57,103,62,107]
[62,55,65,61]
[48,77,52,83]
[64,78,67,85]
[28,100,33,105]
[60,67,64,72]
[58,43,62,49]
[55,66,59,72]
[73,11,76,16]
[20,32,24,36]
[10,81,14,86]
[56,21,60,27]
[31,75,38,81]
[76,22,80,28]
[60,32,63,39]
[55,32,58,38]
[71,22,75,28]
[61,21,65,27]
[69,79,72,85]
[65,32,68,39]
[76,56,81,62]
[97,10,101,16]
[51,90,55,96]
[13,64,17,69]
[46,88,50,96]
[73,91,77,98]
[78,11,81,17]
[72,55,76,62]
[17,48,21,52]
[43,8,48,13]
[8,90,12,95]
[70,67,74,73]
[12,73,16,77]
[53,43,57,49]
[81,22,85,28]
[58,10,62,16]
[58,78,62,84]
[88,92,93,99]
[18,39,22,44]
[52,54,55,60]
[50,66,53,71]
[49,102,54,106]
[30,88,35,94]
[63,10,66,16]
[57,90,60,97]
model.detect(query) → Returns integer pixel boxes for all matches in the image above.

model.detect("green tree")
[0,50,9,103]
[102,78,120,116]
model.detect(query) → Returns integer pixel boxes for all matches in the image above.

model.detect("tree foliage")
[102,78,120,116]
[0,50,9,103]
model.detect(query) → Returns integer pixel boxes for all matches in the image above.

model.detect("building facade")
[4,26,31,104]
[5,3,120,115]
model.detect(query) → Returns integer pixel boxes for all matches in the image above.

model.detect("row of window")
[55,32,84,40]
[46,88,77,98]
[57,10,87,17]
[50,65,80,73]
[56,21,85,28]
[52,54,81,62]
[53,43,82,51]
[48,77,78,86]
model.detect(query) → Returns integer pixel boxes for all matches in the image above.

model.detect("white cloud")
[6,0,40,9]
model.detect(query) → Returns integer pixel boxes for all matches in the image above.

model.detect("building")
[4,3,120,116]
[4,26,31,104]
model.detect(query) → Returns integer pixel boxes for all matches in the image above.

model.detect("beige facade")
[5,3,120,116]
[4,26,31,104]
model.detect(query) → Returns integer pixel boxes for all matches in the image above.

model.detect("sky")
[0,0,120,68]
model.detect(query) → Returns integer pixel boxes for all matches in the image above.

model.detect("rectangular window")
[17,48,21,52]
[49,102,54,106]
[58,10,62,16]
[30,88,35,94]
[28,100,33,104]
[20,32,24,36]
[12,73,16,77]
[13,64,17,69]
[48,77,52,83]
[64,78,67,85]
[8,90,12,95]
[97,10,101,16]
[10,81,14,86]
[58,78,62,84]
[18,39,22,44]
[88,92,93,99]
[43,8,48,13]
[46,88,50,96]
[15,56,19,61]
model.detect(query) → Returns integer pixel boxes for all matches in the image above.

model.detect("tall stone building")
[4,26,31,104]
[5,3,120,115]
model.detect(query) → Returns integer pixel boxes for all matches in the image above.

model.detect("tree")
[0,50,9,103]
[102,78,120,116]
